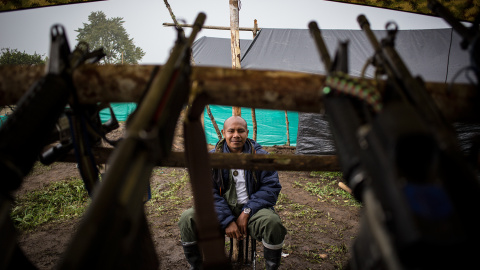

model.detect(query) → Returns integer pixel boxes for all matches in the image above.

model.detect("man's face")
[221,117,249,153]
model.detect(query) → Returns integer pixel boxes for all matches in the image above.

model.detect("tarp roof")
[192,37,252,68]
[193,27,471,84]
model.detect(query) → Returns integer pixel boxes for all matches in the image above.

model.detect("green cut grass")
[11,177,90,231]
[296,171,361,208]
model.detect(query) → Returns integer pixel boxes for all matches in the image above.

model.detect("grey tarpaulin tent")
[192,27,474,154]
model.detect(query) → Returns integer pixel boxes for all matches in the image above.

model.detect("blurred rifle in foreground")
[0,25,106,269]
[56,13,212,269]
[309,12,480,270]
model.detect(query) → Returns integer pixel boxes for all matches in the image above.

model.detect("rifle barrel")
[308,21,331,71]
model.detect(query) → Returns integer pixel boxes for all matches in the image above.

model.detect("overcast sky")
[0,0,452,64]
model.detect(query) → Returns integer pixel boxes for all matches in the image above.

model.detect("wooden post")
[230,1,242,260]
[251,108,257,141]
[253,19,258,37]
[206,105,222,140]
[230,0,242,116]
[285,110,290,146]
[251,19,258,142]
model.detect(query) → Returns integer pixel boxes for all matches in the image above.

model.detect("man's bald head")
[223,116,248,130]
[221,116,249,153]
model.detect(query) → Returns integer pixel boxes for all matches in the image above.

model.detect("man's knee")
[253,209,286,245]
[265,214,285,235]
[179,208,195,228]
[179,208,198,243]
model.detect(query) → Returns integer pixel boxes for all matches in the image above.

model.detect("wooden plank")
[59,147,341,171]
[0,65,478,123]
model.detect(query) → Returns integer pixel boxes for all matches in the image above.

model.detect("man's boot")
[264,247,282,270]
[182,243,202,270]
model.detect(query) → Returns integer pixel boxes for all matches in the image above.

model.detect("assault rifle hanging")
[309,15,480,269]
[57,13,211,270]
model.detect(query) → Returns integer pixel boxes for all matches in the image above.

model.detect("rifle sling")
[184,94,230,269]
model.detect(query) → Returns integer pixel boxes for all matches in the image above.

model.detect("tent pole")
[230,0,242,117]
[251,19,258,141]
[230,0,242,263]
[285,111,290,146]
[206,105,222,140]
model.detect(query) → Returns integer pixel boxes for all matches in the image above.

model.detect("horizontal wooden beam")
[0,65,478,122]
[163,22,259,32]
[59,147,341,171]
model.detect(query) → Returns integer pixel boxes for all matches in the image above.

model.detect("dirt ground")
[14,120,361,269]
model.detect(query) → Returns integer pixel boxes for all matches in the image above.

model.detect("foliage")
[75,11,145,64]
[330,0,480,22]
[0,48,46,65]
[11,177,89,231]
[0,0,100,12]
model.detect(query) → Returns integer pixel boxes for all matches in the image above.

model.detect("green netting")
[0,115,7,127]
[99,103,137,123]
[0,103,136,128]
[0,103,296,147]
[203,105,298,146]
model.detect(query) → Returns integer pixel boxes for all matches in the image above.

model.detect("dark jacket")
[210,138,281,229]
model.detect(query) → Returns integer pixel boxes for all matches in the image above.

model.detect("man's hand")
[236,212,249,235]
[225,221,243,240]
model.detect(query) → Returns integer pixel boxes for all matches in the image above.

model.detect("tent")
[193,36,299,146]
[192,27,472,151]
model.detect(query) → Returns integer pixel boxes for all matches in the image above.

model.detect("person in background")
[178,116,286,270]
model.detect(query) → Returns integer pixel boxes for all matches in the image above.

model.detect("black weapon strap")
[184,92,231,269]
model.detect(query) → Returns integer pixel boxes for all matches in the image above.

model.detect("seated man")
[178,116,287,270]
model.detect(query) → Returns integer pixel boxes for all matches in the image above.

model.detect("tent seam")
[240,28,262,63]
[445,28,453,84]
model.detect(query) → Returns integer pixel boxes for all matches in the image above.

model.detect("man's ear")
[221,129,225,137]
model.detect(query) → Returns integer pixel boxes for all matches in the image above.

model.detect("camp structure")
[192,26,473,154]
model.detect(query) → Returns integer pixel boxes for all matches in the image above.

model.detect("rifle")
[40,41,115,197]
[0,24,112,269]
[0,25,75,269]
[56,13,209,269]
[309,13,480,269]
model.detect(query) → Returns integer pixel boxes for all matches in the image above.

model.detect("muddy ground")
[13,121,361,269]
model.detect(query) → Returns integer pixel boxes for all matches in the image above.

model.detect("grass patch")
[28,162,52,176]
[303,243,349,268]
[275,192,290,212]
[148,171,192,214]
[295,172,361,208]
[11,177,89,231]
[290,203,321,219]
[310,171,343,179]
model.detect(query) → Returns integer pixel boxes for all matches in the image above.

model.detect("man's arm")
[235,211,249,236]
[211,174,236,230]
[245,169,281,216]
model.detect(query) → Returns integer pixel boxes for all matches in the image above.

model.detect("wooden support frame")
[58,148,340,171]
[1,65,477,123]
